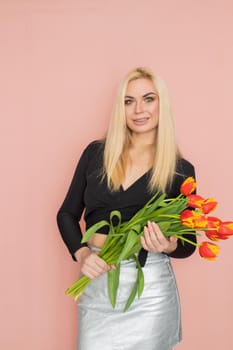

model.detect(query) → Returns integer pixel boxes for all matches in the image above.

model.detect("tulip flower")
[180,209,199,228]
[180,209,207,228]
[187,194,204,209]
[187,195,218,215]
[199,241,220,260]
[205,231,220,241]
[207,216,222,227]
[205,216,222,241]
[180,177,196,196]
[202,198,218,214]
[217,222,233,239]
[193,216,209,229]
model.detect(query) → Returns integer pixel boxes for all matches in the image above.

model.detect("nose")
[135,100,144,114]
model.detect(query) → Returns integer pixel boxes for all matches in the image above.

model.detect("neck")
[130,130,157,149]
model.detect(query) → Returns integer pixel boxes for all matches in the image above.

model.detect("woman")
[57,67,196,350]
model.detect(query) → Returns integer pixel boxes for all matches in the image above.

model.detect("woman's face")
[124,78,159,136]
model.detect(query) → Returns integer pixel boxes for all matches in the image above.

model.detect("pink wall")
[1,1,233,349]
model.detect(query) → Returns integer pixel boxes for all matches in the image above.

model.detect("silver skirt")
[77,249,181,350]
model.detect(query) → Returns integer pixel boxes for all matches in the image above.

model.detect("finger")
[84,258,108,276]
[87,253,109,271]
[147,222,162,246]
[81,265,103,279]
[163,235,178,254]
[169,235,178,243]
[94,257,110,271]
[150,222,173,250]
[83,261,105,276]
[143,226,159,251]
[147,222,168,253]
[110,264,116,270]
[94,253,112,270]
[140,235,150,251]
[149,222,167,244]
[82,256,111,278]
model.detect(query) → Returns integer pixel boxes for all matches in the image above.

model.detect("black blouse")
[57,140,197,266]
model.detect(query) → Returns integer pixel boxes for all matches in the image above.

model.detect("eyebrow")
[124,92,158,99]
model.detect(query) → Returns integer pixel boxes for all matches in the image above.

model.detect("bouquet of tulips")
[66,177,233,311]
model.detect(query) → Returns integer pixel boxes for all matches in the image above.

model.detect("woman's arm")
[56,142,114,278]
[56,144,91,261]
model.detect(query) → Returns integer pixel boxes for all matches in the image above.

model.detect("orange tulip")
[205,216,222,241]
[181,209,196,227]
[187,194,204,209]
[205,230,220,241]
[180,210,204,228]
[202,198,218,214]
[199,241,220,260]
[180,177,197,196]
[217,221,233,239]
[207,216,222,227]
[193,216,209,229]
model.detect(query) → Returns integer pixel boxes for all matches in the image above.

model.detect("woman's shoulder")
[176,157,195,175]
[83,139,105,156]
[80,140,105,171]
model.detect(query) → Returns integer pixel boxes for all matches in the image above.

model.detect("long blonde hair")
[103,67,180,193]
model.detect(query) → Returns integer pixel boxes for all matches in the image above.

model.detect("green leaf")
[123,279,138,312]
[110,210,122,232]
[148,200,186,217]
[123,255,144,312]
[108,264,120,308]
[121,192,162,230]
[143,193,167,216]
[81,220,110,243]
[132,255,144,298]
[157,221,172,233]
[137,268,144,298]
[116,231,139,264]
[131,223,142,234]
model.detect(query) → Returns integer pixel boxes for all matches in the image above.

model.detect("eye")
[124,99,134,105]
[144,96,155,102]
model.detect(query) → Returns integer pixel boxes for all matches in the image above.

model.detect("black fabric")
[57,140,197,266]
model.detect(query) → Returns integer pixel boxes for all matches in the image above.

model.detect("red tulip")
[180,177,197,196]
[181,210,204,228]
[180,209,196,227]
[205,216,222,241]
[217,221,233,239]
[187,194,204,209]
[199,241,220,260]
[202,198,218,214]
[205,231,220,241]
[207,216,222,227]
[193,216,209,229]
[216,234,229,240]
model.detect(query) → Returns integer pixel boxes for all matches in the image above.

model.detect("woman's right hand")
[74,247,114,279]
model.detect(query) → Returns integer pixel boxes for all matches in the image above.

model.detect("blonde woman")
[57,67,196,350]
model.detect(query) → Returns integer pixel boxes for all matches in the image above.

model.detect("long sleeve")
[56,145,90,261]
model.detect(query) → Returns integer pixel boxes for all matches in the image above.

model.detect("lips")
[132,117,150,125]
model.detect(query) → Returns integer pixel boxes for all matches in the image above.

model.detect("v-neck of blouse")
[120,168,152,192]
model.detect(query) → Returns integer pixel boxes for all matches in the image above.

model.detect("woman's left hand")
[140,221,178,254]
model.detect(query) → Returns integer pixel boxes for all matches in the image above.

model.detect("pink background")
[1,0,233,349]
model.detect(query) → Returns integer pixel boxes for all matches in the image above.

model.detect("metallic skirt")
[77,249,181,350]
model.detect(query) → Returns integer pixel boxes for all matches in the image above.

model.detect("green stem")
[175,234,199,247]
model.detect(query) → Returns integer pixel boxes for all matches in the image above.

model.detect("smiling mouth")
[133,117,149,124]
